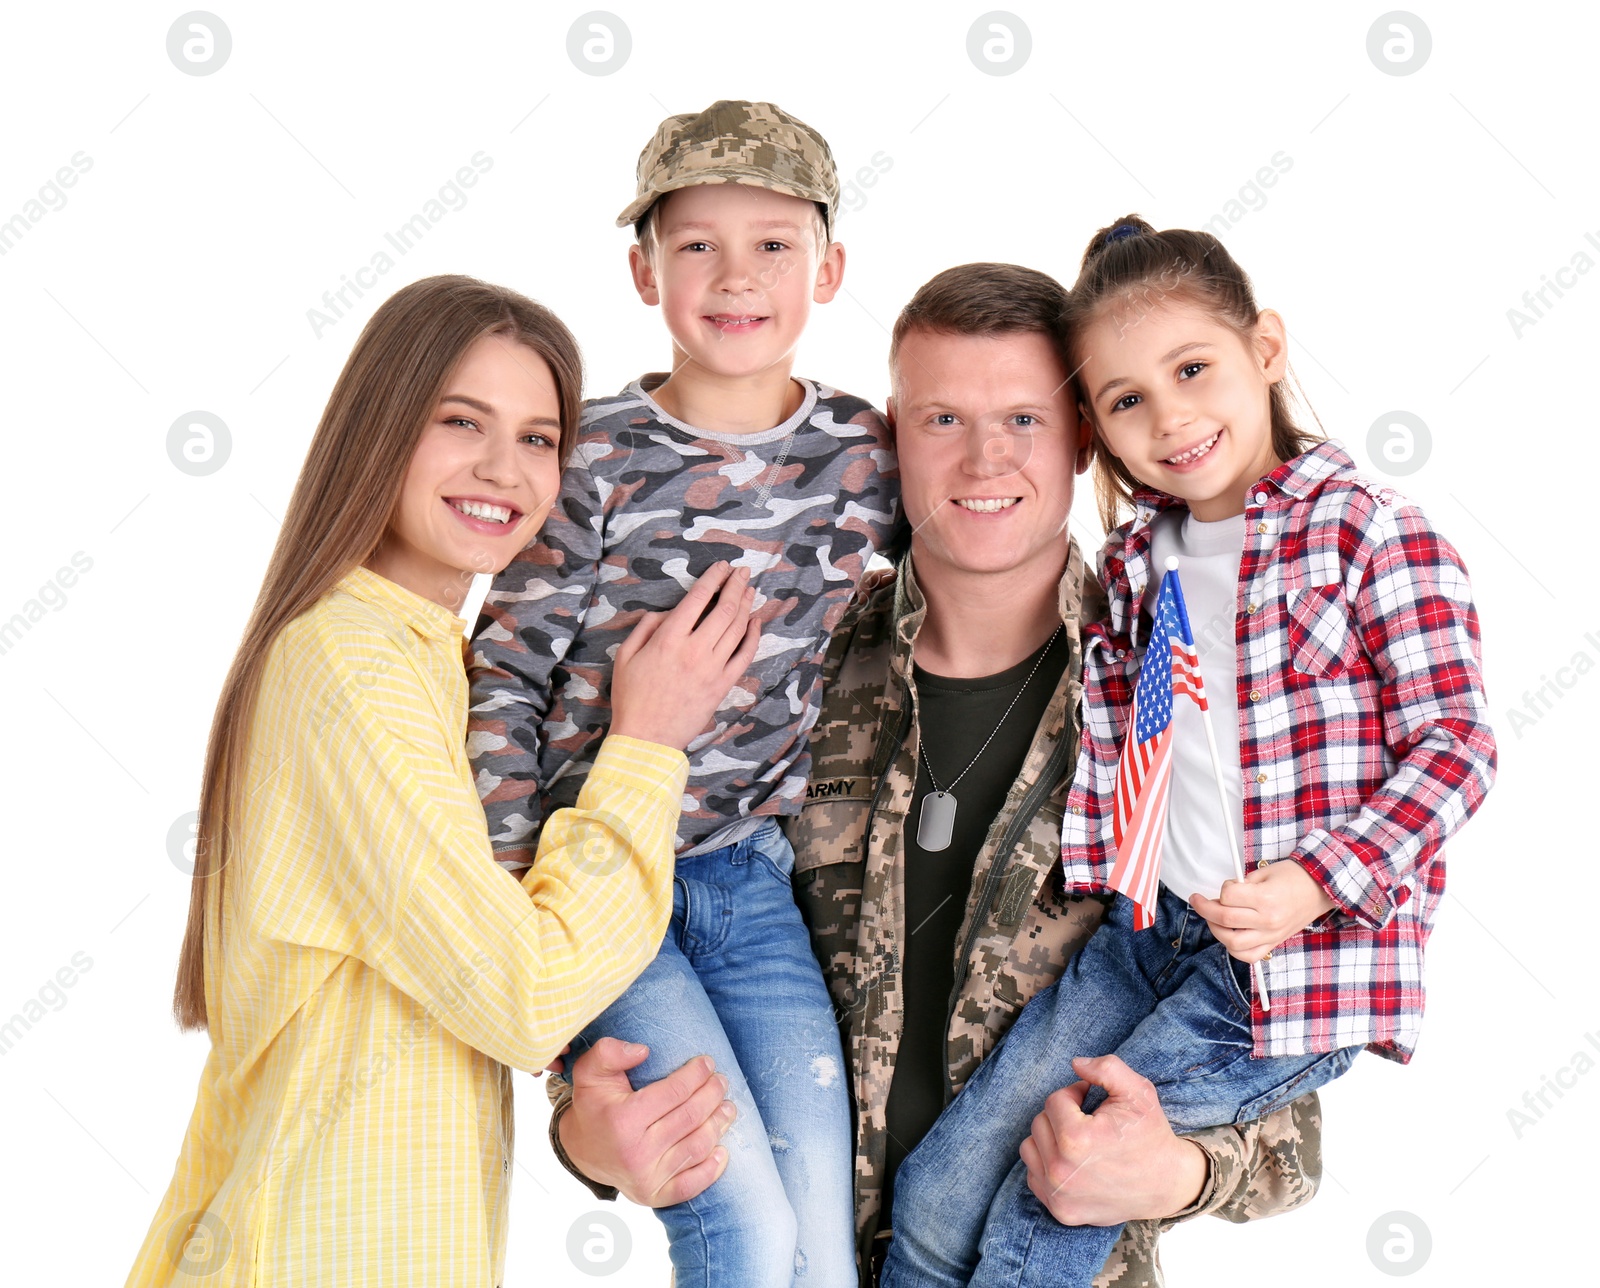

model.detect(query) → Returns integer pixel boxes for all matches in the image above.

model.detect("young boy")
[467,100,898,1287]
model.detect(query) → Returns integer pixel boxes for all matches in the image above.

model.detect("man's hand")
[1019,1055,1207,1226]
[556,1037,737,1207]
[1190,861,1338,963]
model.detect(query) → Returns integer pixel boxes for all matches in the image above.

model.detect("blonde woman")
[125,276,759,1287]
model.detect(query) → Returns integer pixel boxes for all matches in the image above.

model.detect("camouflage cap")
[616,99,840,234]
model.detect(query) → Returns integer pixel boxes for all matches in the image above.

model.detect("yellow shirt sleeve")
[239,605,686,1072]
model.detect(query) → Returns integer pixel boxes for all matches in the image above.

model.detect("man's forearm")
[1155,1137,1210,1220]
[1163,1093,1322,1227]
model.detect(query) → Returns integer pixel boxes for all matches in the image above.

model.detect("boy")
[467,100,898,1288]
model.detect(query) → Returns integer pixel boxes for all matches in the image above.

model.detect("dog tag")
[917,790,957,852]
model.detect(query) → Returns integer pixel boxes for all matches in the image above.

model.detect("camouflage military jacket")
[787,546,1323,1288]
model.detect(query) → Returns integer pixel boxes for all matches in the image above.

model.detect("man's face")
[888,328,1091,586]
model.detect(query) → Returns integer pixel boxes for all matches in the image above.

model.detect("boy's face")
[629,184,844,382]
[888,328,1091,586]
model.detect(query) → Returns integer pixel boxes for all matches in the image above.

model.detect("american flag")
[1106,564,1209,930]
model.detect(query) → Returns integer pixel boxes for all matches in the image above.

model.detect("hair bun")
[1082,213,1156,268]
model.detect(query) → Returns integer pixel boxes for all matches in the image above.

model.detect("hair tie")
[1106,223,1141,243]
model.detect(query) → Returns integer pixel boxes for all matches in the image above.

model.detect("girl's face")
[1077,296,1288,521]
[367,333,564,611]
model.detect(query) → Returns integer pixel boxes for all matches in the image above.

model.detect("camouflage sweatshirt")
[786,547,1323,1287]
[467,374,898,864]
[542,545,1322,1287]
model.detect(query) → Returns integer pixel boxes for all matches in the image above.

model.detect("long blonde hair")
[172,275,583,1032]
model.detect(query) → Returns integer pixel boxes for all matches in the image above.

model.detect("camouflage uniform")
[786,545,1322,1287]
[543,549,1321,1285]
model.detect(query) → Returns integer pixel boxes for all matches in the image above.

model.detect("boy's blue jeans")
[881,886,1361,1288]
[567,820,856,1288]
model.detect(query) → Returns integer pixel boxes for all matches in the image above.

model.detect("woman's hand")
[610,562,760,751]
[1020,1054,1207,1225]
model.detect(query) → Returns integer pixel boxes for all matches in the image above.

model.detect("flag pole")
[1166,557,1272,1011]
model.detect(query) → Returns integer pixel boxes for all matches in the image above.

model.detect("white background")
[0,1,1591,1283]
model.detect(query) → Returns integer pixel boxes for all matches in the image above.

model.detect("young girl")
[124,275,760,1288]
[880,216,1496,1287]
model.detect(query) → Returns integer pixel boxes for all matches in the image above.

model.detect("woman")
[125,275,759,1287]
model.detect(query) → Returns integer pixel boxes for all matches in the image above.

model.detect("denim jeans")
[567,820,856,1288]
[881,886,1362,1288]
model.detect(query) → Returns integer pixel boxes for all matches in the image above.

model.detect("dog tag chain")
[915,625,1063,852]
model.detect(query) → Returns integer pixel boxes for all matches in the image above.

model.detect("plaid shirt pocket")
[1285,579,1359,678]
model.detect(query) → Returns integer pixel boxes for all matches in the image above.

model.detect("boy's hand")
[1190,862,1338,962]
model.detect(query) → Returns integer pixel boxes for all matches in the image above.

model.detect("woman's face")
[367,333,564,611]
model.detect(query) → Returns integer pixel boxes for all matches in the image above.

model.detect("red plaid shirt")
[1060,442,1496,1062]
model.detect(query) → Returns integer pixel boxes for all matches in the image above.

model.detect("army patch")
[805,776,869,802]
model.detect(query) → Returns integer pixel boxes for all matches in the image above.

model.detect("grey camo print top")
[467,375,900,862]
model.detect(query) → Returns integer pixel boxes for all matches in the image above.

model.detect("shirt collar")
[893,538,1085,668]
[336,564,467,642]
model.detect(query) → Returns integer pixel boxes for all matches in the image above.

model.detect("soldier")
[545,264,1322,1288]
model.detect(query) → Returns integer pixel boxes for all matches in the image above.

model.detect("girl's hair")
[1064,214,1324,531]
[172,274,583,1033]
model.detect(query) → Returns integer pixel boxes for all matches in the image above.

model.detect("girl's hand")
[1191,861,1339,962]
[610,562,761,752]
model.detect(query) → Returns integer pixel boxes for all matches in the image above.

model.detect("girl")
[124,275,760,1288]
[880,217,1496,1286]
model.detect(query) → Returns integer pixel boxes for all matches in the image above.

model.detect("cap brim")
[616,168,831,229]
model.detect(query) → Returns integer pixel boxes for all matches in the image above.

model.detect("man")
[546,264,1321,1287]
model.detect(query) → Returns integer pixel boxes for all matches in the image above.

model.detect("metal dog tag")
[917,790,957,852]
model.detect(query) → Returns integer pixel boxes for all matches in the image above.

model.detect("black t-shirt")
[881,626,1072,1225]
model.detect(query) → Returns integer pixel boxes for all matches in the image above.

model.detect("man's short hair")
[888,262,1071,391]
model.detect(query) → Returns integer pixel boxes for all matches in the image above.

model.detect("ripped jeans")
[567,820,857,1288]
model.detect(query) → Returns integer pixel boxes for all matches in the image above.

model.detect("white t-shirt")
[1144,510,1246,904]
